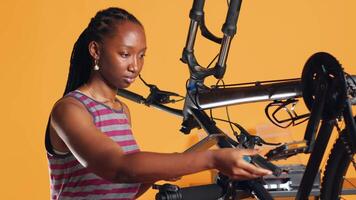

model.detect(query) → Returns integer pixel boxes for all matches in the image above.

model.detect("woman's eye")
[120,53,130,58]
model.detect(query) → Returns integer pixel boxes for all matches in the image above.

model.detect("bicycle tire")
[320,129,355,200]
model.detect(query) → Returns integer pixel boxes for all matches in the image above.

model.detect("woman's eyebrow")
[116,44,147,50]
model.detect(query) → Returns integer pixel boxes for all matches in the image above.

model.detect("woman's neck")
[83,74,118,103]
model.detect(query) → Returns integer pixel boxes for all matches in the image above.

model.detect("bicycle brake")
[265,140,308,161]
[235,126,282,176]
[235,124,280,149]
[252,136,281,146]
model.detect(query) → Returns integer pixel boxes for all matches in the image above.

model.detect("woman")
[45,7,271,200]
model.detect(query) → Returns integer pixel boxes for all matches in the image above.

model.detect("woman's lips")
[123,77,135,84]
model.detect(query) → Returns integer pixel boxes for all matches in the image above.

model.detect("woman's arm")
[50,97,271,184]
[135,183,153,199]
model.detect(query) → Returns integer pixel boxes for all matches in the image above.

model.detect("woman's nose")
[128,57,138,73]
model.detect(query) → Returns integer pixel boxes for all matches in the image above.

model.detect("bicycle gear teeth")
[339,132,354,158]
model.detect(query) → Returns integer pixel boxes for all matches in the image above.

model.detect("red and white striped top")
[47,90,141,200]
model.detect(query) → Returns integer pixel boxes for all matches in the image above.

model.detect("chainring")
[301,52,347,120]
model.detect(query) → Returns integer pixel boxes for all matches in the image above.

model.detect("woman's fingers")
[239,158,271,173]
[165,176,182,182]
[239,149,259,156]
[232,168,260,180]
[222,168,264,180]
[214,148,273,180]
[235,149,273,177]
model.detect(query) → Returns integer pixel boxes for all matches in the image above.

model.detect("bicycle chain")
[335,121,356,169]
[337,75,356,169]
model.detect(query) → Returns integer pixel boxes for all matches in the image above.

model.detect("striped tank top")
[46,90,141,200]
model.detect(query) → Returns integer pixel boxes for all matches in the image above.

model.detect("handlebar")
[117,89,183,117]
[117,89,146,104]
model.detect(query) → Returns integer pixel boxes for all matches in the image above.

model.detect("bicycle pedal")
[265,140,308,161]
[250,155,282,176]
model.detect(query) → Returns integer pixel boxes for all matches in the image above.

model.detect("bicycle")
[117,0,356,199]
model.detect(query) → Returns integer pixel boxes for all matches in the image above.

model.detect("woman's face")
[98,21,147,89]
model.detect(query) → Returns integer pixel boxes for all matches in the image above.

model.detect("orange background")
[0,0,355,199]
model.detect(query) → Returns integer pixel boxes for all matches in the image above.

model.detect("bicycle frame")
[185,77,356,200]
[180,1,356,197]
[118,74,356,199]
[117,0,356,199]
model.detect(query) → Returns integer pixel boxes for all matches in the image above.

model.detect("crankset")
[301,52,348,120]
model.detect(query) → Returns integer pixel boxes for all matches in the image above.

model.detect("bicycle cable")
[206,53,220,69]
[207,77,239,137]
[219,79,237,135]
[186,52,220,109]
[207,53,220,120]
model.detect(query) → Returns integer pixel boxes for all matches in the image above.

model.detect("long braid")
[63,29,91,95]
[63,7,142,96]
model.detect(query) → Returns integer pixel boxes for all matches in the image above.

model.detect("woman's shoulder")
[51,94,89,121]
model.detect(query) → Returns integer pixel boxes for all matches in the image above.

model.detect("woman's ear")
[88,41,101,60]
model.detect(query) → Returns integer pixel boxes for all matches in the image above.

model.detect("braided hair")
[63,7,142,96]
[45,8,142,154]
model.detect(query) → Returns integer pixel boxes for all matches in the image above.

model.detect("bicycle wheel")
[320,128,356,200]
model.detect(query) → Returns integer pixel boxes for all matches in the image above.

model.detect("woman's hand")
[164,176,182,182]
[212,148,272,180]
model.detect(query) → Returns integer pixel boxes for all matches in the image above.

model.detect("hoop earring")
[93,60,100,71]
